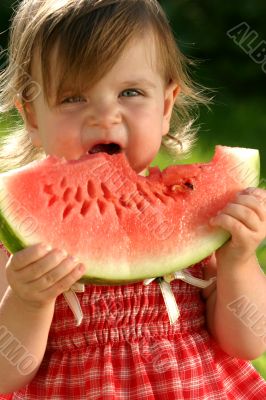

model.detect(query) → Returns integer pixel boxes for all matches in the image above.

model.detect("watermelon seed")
[152,191,169,205]
[114,204,124,219]
[101,183,113,200]
[48,195,58,207]
[184,181,194,190]
[170,185,183,192]
[87,180,97,198]
[63,187,72,202]
[97,199,108,215]
[60,177,67,188]
[170,181,194,193]
[136,199,149,212]
[43,184,54,195]
[75,186,83,202]
[62,204,74,219]
[136,182,157,205]
[80,200,91,216]
[119,197,132,208]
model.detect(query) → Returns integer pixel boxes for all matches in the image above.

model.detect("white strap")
[62,271,216,327]
[164,270,217,288]
[158,278,180,324]
[143,270,216,325]
[63,283,85,326]
[70,282,86,292]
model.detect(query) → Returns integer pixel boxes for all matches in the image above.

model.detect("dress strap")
[63,268,216,327]
[143,270,216,325]
[63,282,85,326]
[1,241,216,327]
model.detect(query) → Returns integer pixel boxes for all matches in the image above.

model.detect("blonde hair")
[0,0,208,172]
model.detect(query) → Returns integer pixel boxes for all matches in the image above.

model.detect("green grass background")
[0,96,265,379]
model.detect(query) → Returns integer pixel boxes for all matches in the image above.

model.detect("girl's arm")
[0,249,9,299]
[202,187,266,360]
[0,247,55,393]
[0,284,55,393]
[203,255,266,360]
[0,244,85,394]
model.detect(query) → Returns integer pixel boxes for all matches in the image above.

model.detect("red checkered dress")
[0,242,266,399]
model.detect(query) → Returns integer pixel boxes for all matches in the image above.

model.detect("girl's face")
[25,35,179,174]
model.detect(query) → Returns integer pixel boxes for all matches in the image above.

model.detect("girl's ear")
[162,81,180,136]
[15,97,42,147]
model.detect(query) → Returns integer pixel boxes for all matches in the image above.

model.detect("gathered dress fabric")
[0,242,266,399]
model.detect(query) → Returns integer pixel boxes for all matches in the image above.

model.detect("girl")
[0,0,266,398]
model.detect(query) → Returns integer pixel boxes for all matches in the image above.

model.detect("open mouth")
[89,143,122,155]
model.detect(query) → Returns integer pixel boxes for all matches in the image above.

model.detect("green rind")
[0,207,26,254]
[255,150,260,186]
[223,146,260,187]
[0,181,28,253]
[79,229,232,284]
[252,147,260,186]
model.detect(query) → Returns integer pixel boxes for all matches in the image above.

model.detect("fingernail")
[77,263,85,273]
[244,187,254,193]
[59,249,68,257]
[42,244,52,252]
[69,255,79,263]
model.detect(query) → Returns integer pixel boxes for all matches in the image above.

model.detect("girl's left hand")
[209,187,266,266]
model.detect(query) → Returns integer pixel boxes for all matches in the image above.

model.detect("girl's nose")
[87,101,122,129]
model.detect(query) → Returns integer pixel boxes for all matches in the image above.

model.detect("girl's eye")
[121,89,142,97]
[61,96,86,104]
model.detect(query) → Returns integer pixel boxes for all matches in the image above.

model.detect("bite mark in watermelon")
[0,146,260,284]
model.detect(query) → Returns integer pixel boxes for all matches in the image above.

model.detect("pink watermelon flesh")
[0,146,260,284]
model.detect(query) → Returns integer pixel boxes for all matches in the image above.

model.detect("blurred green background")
[0,0,265,379]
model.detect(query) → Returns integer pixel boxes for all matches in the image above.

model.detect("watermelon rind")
[0,146,260,284]
[79,229,232,285]
[0,185,29,253]
[0,207,25,254]
[219,146,260,188]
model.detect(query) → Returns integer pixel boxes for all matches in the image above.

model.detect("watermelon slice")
[0,146,260,284]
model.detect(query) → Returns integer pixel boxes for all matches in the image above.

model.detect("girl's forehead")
[32,32,165,100]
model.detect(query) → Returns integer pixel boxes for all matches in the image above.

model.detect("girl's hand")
[5,243,85,309]
[209,187,266,266]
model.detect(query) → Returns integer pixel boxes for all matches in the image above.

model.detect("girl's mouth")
[89,143,122,155]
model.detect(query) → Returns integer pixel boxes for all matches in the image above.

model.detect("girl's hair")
[0,0,208,172]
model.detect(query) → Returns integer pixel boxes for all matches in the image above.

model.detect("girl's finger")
[244,187,266,197]
[215,203,261,232]
[210,213,253,244]
[243,188,266,210]
[18,248,70,283]
[8,243,53,271]
[30,256,83,291]
[39,263,85,298]
[235,194,265,222]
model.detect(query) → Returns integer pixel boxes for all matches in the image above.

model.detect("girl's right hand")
[5,243,85,309]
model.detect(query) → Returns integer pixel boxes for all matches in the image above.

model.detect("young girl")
[0,0,266,398]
